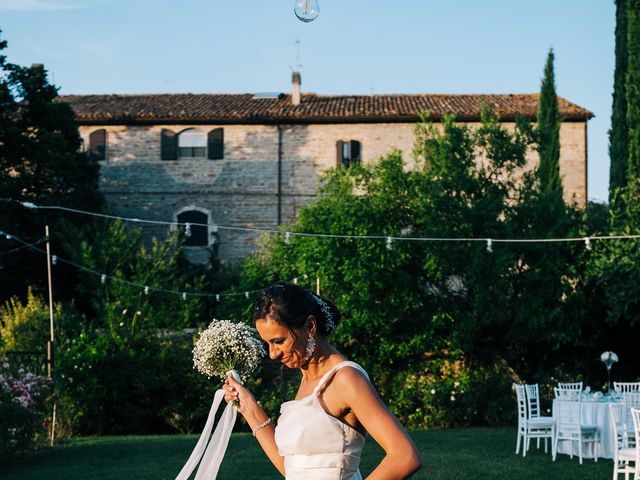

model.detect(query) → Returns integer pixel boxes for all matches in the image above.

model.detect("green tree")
[0,29,103,302]
[627,0,640,180]
[54,220,217,435]
[609,0,629,199]
[231,112,586,427]
[537,48,563,204]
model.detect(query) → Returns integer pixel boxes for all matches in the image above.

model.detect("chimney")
[292,71,301,106]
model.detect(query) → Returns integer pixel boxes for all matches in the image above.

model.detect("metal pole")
[45,225,56,446]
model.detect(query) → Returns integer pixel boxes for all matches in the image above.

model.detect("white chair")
[524,384,555,454]
[553,387,600,464]
[515,384,555,457]
[609,403,636,479]
[614,382,640,394]
[631,408,640,479]
[623,393,640,447]
[557,382,583,392]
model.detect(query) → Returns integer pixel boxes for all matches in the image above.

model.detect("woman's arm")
[224,375,285,477]
[334,369,422,479]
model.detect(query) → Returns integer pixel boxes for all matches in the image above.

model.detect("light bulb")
[294,0,319,22]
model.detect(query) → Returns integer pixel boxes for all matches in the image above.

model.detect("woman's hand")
[223,373,256,416]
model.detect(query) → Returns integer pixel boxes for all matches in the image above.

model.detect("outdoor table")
[552,397,619,459]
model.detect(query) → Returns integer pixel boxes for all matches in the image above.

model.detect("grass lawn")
[1,427,611,479]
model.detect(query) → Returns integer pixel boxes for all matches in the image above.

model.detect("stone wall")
[79,119,587,263]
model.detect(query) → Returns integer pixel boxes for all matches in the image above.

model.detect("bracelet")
[252,417,272,436]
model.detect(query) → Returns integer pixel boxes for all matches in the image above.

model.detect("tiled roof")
[58,93,593,125]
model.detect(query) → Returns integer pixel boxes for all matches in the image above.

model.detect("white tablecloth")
[552,399,618,459]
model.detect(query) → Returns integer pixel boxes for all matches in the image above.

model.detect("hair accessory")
[309,292,335,333]
[305,335,316,361]
[252,417,272,436]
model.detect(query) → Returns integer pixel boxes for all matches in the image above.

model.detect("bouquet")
[193,319,265,383]
[176,320,265,480]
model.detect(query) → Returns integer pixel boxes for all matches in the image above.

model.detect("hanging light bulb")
[486,239,493,253]
[294,0,319,22]
[185,222,192,238]
[101,274,107,284]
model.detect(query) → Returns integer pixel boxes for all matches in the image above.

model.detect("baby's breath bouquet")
[176,319,265,480]
[193,319,265,383]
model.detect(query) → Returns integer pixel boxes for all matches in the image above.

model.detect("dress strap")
[312,361,369,396]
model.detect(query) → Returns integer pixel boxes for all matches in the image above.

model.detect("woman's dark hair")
[253,281,341,336]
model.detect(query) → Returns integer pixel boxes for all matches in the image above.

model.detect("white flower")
[430,389,436,395]
[454,381,460,387]
[450,395,456,401]
[193,319,266,382]
[600,351,619,364]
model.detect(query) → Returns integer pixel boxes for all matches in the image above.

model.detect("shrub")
[0,359,52,463]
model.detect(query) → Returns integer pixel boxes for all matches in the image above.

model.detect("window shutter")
[88,129,107,161]
[208,128,224,160]
[161,129,178,160]
[336,140,344,167]
[350,140,361,165]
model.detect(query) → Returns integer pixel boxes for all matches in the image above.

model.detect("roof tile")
[58,93,593,125]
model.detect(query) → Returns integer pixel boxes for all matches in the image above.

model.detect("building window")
[336,140,361,167]
[88,129,107,161]
[177,210,209,247]
[178,129,207,158]
[207,128,224,160]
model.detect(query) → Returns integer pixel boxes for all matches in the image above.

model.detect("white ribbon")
[175,371,240,480]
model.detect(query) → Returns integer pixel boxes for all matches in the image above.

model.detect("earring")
[305,335,316,361]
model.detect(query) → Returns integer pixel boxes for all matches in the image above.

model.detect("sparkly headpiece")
[308,292,335,333]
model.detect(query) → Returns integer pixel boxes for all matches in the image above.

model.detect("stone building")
[61,75,593,264]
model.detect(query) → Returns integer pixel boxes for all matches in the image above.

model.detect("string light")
[584,237,592,251]
[285,231,291,245]
[101,274,107,284]
[2,228,306,302]
[9,200,640,246]
[182,292,187,300]
[185,223,192,238]
[386,237,393,251]
[486,239,493,253]
[51,255,58,265]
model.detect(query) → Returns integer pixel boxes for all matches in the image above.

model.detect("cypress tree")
[609,0,629,199]
[627,0,640,180]
[537,48,563,201]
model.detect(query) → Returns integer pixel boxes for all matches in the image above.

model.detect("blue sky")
[1,0,615,202]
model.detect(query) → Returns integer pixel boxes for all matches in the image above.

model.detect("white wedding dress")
[274,361,368,480]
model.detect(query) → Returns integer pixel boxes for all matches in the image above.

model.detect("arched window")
[178,129,206,158]
[177,210,209,246]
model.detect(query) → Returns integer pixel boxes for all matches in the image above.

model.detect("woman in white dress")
[224,281,422,479]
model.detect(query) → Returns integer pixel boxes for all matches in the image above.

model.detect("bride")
[224,281,422,479]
